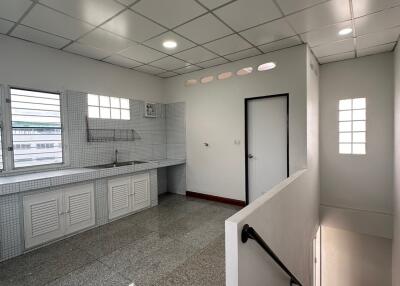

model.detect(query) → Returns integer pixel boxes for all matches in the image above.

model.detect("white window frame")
[338,97,366,155]
[87,94,130,120]
[0,85,70,173]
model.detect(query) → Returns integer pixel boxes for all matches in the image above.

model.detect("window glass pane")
[353,109,366,120]
[88,106,99,118]
[353,132,366,143]
[353,121,366,132]
[339,99,352,110]
[339,121,352,132]
[339,132,352,143]
[111,108,120,119]
[120,98,129,109]
[339,143,352,154]
[87,94,99,106]
[10,88,63,168]
[110,97,120,108]
[121,109,130,120]
[100,107,110,119]
[99,96,110,107]
[353,143,366,154]
[353,98,366,109]
[339,110,351,121]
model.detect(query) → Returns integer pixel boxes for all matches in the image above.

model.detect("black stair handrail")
[241,224,302,286]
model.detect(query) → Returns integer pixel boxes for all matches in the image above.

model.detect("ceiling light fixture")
[338,28,352,36]
[163,40,177,49]
[258,62,276,71]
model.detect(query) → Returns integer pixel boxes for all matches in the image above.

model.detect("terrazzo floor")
[0,193,240,286]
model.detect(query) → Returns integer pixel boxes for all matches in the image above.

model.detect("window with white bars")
[10,88,63,168]
[87,94,130,120]
[338,98,366,155]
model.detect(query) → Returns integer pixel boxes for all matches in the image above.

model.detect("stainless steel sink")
[89,160,147,169]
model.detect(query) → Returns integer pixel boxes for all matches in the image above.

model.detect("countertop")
[0,159,185,196]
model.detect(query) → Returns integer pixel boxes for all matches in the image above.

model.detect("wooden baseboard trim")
[186,191,246,207]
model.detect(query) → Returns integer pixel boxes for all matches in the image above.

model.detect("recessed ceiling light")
[163,40,177,49]
[338,28,352,36]
[258,62,276,71]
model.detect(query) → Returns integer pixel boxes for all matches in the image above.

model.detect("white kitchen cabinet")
[23,183,95,248]
[64,184,95,235]
[108,177,132,220]
[108,173,150,220]
[132,173,150,212]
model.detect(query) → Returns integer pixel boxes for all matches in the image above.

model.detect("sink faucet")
[114,149,119,165]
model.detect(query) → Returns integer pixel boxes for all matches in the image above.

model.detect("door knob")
[248,154,254,159]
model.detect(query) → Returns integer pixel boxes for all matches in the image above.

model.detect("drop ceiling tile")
[240,18,295,46]
[356,26,400,49]
[174,65,202,74]
[197,57,228,68]
[22,5,94,40]
[318,51,355,64]
[203,34,252,55]
[224,48,261,61]
[198,0,231,10]
[174,46,217,64]
[312,38,354,58]
[275,0,327,14]
[158,71,179,78]
[11,25,70,49]
[300,21,353,47]
[79,28,133,53]
[132,0,206,28]
[150,56,188,70]
[0,19,15,34]
[101,10,166,43]
[214,0,282,31]
[286,0,351,34]
[134,65,165,75]
[119,43,165,63]
[355,6,400,36]
[357,42,396,57]
[352,0,400,18]
[258,36,302,53]
[0,0,32,22]
[143,32,195,54]
[39,0,124,26]
[103,54,142,68]
[64,42,111,60]
[174,14,232,44]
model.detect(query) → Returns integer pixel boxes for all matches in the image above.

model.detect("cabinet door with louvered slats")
[64,184,95,235]
[108,177,132,219]
[23,191,63,248]
[132,173,150,212]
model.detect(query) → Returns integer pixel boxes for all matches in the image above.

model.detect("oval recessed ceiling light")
[338,28,352,36]
[201,75,214,84]
[185,79,198,86]
[218,71,233,80]
[163,40,177,49]
[258,62,276,71]
[237,67,253,76]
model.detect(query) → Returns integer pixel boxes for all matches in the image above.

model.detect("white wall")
[225,48,319,286]
[165,45,307,201]
[393,45,400,286]
[0,35,164,102]
[322,226,392,286]
[319,53,394,239]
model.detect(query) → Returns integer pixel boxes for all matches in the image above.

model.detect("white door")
[247,96,288,203]
[23,191,64,248]
[108,177,132,219]
[64,184,95,235]
[132,173,150,212]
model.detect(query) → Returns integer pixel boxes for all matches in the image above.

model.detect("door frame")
[244,93,289,205]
